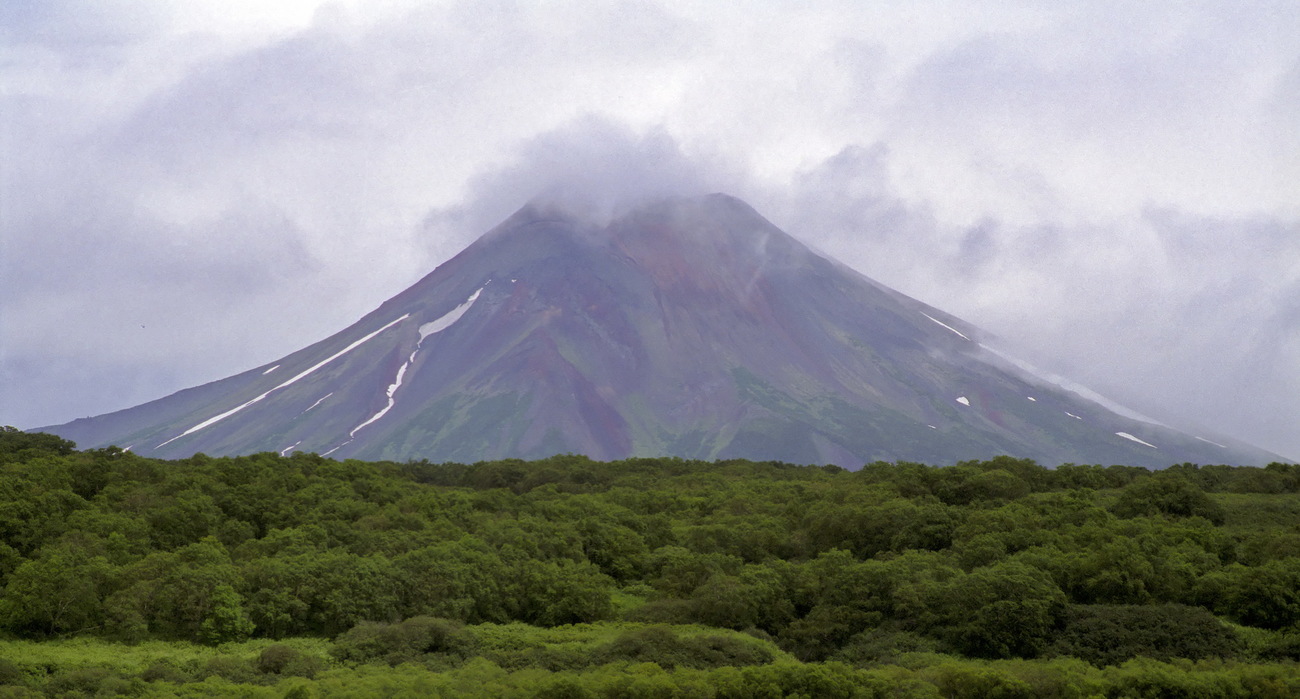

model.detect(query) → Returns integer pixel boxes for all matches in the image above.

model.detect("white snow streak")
[280,441,302,456]
[345,288,485,440]
[921,312,972,341]
[956,396,970,406]
[420,288,482,340]
[1116,432,1158,449]
[349,360,410,438]
[262,365,280,375]
[1027,396,1037,402]
[156,314,410,448]
[302,393,333,414]
[1196,436,1227,448]
[1065,412,1082,420]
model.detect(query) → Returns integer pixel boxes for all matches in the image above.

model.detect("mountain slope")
[44,194,1283,467]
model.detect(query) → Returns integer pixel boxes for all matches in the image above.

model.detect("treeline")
[1,426,1298,696]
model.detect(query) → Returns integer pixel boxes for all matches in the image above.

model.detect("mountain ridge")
[42,193,1285,467]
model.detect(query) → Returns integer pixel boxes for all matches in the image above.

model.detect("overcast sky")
[3,0,1297,460]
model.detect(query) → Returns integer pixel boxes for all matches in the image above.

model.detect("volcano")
[44,194,1281,467]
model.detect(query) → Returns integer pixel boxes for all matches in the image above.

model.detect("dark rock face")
[44,194,1282,467]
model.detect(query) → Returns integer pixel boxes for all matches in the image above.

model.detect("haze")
[2,1,1297,460]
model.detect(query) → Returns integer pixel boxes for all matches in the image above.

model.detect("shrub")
[201,655,258,684]
[332,616,477,666]
[1256,628,1300,661]
[595,626,773,669]
[533,675,596,699]
[1112,475,1226,524]
[1046,604,1241,666]
[43,667,116,696]
[140,658,197,683]
[1196,559,1300,630]
[926,663,1035,699]
[0,658,29,687]
[1108,657,1248,698]
[687,634,775,668]
[256,643,326,678]
[832,629,938,666]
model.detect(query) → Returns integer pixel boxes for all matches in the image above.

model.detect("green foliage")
[332,616,478,666]
[932,560,1067,658]
[253,644,326,678]
[0,540,112,636]
[1113,472,1227,524]
[0,425,76,463]
[831,629,938,665]
[1196,558,1300,630]
[1,629,1299,697]
[2,433,1300,696]
[594,625,774,669]
[1047,604,1241,666]
[1254,627,1300,661]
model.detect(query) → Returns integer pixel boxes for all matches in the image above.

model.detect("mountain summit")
[45,194,1281,467]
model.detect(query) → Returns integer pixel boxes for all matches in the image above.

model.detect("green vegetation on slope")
[1,426,1298,696]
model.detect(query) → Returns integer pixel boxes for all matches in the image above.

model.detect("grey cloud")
[420,116,746,257]
[764,143,1300,460]
[0,0,170,47]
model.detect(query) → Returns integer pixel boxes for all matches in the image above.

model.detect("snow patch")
[1116,432,1158,449]
[349,359,411,438]
[928,425,937,429]
[420,288,482,340]
[280,441,302,457]
[921,312,972,341]
[1196,436,1227,448]
[156,314,410,448]
[1027,396,1037,402]
[262,365,280,375]
[955,396,970,406]
[302,393,333,414]
[346,290,481,439]
[1065,412,1082,420]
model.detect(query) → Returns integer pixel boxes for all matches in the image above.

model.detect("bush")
[533,675,596,699]
[689,634,775,668]
[1256,628,1300,661]
[1046,604,1240,666]
[140,658,197,683]
[1112,475,1226,524]
[832,629,938,666]
[257,643,326,678]
[332,616,478,666]
[1196,559,1300,630]
[43,667,118,696]
[595,625,773,669]
[926,663,1035,699]
[487,645,592,672]
[201,655,258,684]
[0,658,30,687]
[1108,657,1248,698]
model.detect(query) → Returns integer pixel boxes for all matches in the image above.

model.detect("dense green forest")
[1,426,1298,697]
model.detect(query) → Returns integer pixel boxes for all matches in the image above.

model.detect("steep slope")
[44,195,1283,467]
